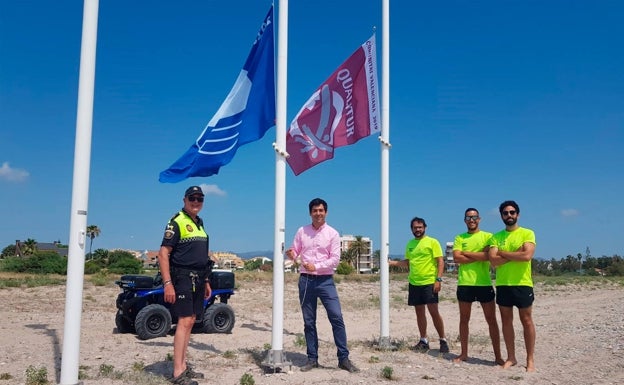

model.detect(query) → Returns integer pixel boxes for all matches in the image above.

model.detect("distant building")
[15,240,68,257]
[340,235,374,273]
[444,241,456,272]
[212,251,245,270]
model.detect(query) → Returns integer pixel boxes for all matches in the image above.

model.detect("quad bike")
[115,270,235,340]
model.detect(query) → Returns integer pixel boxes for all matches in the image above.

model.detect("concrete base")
[375,336,397,351]
[261,349,292,373]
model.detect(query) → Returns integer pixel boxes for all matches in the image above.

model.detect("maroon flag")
[286,35,381,175]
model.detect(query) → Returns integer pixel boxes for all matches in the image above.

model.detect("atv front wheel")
[135,304,172,340]
[202,303,235,333]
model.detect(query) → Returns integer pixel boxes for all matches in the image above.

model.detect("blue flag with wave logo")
[159,6,275,182]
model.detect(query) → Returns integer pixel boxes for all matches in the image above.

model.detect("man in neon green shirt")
[453,208,503,365]
[488,200,536,372]
[389,217,448,353]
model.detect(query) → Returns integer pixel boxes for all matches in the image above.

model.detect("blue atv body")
[115,270,235,340]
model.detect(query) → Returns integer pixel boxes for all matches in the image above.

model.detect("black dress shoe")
[338,358,360,373]
[300,360,319,372]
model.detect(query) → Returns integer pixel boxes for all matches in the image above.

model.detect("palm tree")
[348,235,368,274]
[22,238,38,256]
[341,249,356,266]
[86,225,101,258]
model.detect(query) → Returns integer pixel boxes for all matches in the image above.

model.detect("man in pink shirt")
[286,198,359,373]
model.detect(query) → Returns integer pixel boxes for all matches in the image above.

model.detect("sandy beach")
[1,273,623,385]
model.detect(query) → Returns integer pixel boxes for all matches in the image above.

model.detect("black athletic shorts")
[408,283,438,306]
[171,273,204,318]
[495,286,534,309]
[457,286,495,303]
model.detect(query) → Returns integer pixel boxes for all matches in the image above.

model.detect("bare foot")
[526,361,536,372]
[452,355,468,363]
[494,358,506,366]
[502,359,517,369]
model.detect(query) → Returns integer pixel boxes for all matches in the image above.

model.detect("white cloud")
[561,208,579,217]
[0,162,29,182]
[200,183,226,196]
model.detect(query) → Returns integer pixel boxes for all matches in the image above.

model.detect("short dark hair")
[499,200,520,214]
[465,207,479,216]
[410,216,427,228]
[309,198,328,213]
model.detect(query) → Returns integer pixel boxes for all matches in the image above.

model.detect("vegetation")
[86,225,101,258]
[21,238,38,256]
[532,253,624,276]
[1,244,16,258]
[347,235,369,274]
[25,365,48,385]
[0,248,142,277]
[240,373,255,385]
[243,258,273,271]
[336,261,355,275]
[380,366,394,380]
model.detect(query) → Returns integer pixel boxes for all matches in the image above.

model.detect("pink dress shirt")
[291,223,340,275]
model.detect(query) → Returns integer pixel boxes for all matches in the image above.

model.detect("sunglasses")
[502,210,517,216]
[187,196,204,203]
[464,215,479,221]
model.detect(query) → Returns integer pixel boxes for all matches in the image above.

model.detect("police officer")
[158,186,212,385]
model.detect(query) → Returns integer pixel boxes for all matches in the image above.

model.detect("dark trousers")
[298,274,349,362]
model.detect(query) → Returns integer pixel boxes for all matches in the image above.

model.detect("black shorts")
[171,273,204,318]
[408,284,438,306]
[496,286,534,309]
[457,286,495,303]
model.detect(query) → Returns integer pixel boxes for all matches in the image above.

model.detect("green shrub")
[25,365,48,385]
[381,366,393,380]
[108,257,142,274]
[0,252,67,274]
[0,372,13,380]
[240,373,255,385]
[84,258,106,274]
[336,261,354,275]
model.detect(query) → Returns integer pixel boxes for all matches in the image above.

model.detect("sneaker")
[170,372,198,385]
[183,367,205,379]
[300,360,319,372]
[414,340,430,352]
[338,358,360,373]
[439,340,449,353]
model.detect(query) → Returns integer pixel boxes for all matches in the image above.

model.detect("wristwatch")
[435,277,443,282]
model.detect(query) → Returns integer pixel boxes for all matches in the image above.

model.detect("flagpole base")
[262,349,292,373]
[375,336,397,351]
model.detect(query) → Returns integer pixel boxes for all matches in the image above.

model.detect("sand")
[1,274,623,385]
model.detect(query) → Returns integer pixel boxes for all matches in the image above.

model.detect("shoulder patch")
[186,224,194,232]
[164,224,175,239]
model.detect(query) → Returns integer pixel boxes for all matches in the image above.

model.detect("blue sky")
[1,0,622,260]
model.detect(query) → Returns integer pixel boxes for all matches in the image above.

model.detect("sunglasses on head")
[502,210,516,216]
[187,196,204,202]
[464,215,479,221]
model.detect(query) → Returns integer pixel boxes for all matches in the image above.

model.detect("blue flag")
[159,6,275,182]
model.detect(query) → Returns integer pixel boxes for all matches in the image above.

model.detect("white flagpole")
[378,0,392,348]
[60,0,99,384]
[264,0,291,370]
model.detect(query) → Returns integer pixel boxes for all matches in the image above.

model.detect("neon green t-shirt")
[488,227,536,286]
[453,230,493,286]
[405,236,443,286]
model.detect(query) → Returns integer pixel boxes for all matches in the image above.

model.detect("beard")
[504,217,517,226]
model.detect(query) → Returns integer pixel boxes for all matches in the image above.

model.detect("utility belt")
[170,266,210,282]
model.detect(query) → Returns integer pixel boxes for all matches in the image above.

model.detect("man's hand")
[285,249,295,260]
[164,284,175,304]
